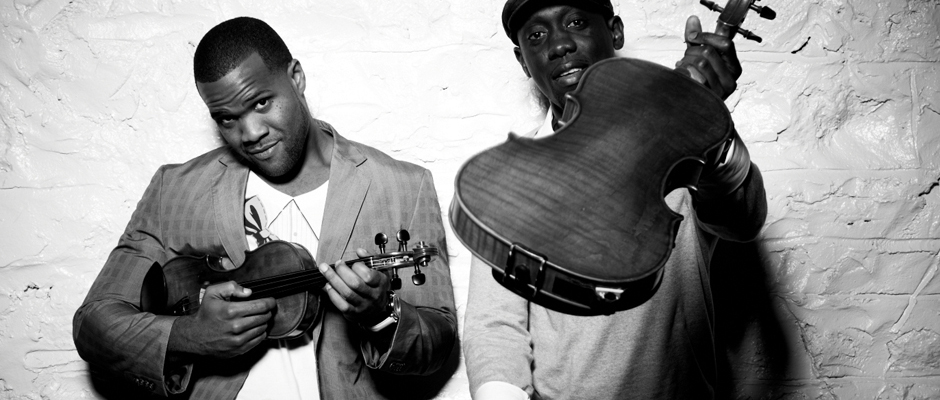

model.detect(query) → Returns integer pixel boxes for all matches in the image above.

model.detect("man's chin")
[246,159,291,181]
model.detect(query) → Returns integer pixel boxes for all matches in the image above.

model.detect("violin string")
[236,257,397,288]
[241,269,317,287]
[251,276,327,298]
[170,274,329,313]
[239,255,422,291]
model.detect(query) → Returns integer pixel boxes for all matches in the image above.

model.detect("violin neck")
[240,257,397,300]
[241,269,326,300]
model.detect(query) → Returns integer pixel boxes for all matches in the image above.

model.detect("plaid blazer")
[73,121,458,399]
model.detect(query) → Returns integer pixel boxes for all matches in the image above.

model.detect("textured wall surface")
[1,0,938,399]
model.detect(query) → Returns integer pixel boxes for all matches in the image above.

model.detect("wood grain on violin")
[450,58,733,316]
[140,237,437,339]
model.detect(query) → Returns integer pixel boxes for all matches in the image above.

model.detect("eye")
[527,31,545,41]
[218,116,237,128]
[254,99,270,110]
[567,19,586,29]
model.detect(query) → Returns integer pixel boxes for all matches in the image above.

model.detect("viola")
[450,0,775,316]
[139,230,436,339]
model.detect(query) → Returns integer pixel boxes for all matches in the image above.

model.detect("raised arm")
[674,15,768,241]
[694,134,768,241]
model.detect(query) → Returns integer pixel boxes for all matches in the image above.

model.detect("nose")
[548,31,576,59]
[240,114,268,144]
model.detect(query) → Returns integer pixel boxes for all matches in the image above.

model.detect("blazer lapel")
[213,152,250,268]
[318,128,370,265]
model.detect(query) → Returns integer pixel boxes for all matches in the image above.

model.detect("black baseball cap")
[502,0,615,45]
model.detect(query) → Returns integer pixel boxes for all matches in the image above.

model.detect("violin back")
[451,57,732,315]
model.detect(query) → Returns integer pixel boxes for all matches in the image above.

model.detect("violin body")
[141,241,319,339]
[450,58,733,315]
[140,237,438,339]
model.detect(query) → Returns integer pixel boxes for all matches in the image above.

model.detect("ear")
[608,16,625,50]
[513,47,531,78]
[287,59,306,93]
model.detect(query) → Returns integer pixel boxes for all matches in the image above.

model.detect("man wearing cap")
[462,1,767,399]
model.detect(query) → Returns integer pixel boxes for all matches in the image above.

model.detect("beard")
[248,115,311,183]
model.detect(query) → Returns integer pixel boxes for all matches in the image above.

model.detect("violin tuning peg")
[396,229,410,251]
[411,249,428,285]
[758,5,776,20]
[374,233,388,254]
[374,232,388,245]
[396,229,410,243]
[699,0,723,13]
[749,2,776,20]
[411,269,426,286]
[737,27,763,42]
[390,269,402,290]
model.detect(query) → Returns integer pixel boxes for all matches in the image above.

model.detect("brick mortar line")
[892,251,939,332]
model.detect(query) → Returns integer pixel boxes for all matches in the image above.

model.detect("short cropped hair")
[193,17,293,83]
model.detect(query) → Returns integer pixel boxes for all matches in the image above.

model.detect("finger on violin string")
[320,272,354,311]
[336,263,381,299]
[349,264,386,289]
[335,256,387,295]
[349,247,384,286]
[204,281,251,301]
[318,261,353,299]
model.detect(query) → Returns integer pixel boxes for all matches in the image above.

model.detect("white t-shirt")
[236,172,329,400]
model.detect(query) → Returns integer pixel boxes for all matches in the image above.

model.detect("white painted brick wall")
[0,0,937,398]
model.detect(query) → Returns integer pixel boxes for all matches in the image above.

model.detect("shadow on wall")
[711,239,792,399]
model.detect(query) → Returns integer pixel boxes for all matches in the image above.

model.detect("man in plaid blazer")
[73,17,457,399]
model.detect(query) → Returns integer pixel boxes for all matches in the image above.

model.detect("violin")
[450,0,775,316]
[139,230,436,339]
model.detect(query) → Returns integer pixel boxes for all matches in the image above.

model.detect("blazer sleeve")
[360,169,458,375]
[72,166,193,397]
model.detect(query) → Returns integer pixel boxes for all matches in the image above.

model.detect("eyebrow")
[207,90,273,120]
[208,110,231,121]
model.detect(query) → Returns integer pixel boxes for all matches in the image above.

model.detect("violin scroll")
[373,229,432,287]
[699,0,777,42]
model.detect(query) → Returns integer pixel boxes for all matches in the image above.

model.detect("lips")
[553,62,588,87]
[247,141,278,159]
